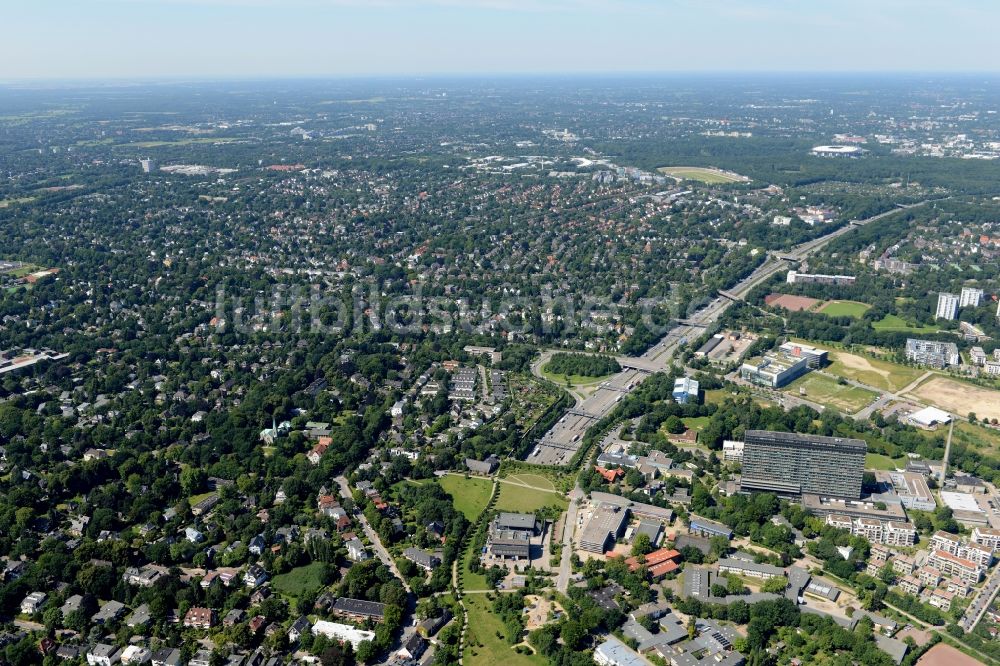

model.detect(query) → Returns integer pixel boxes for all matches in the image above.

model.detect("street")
[333,475,411,593]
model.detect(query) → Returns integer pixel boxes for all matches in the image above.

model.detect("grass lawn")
[0,198,36,209]
[783,372,879,414]
[681,416,712,432]
[866,453,907,471]
[271,561,326,599]
[495,483,567,514]
[504,473,556,491]
[872,314,939,334]
[438,475,494,521]
[188,491,216,505]
[817,300,871,318]
[463,595,546,666]
[656,166,747,183]
[462,542,490,592]
[703,389,730,405]
[539,363,613,387]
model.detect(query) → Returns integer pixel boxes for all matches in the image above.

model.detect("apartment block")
[936,292,959,320]
[972,526,1000,552]
[927,549,982,586]
[960,287,984,308]
[905,338,960,369]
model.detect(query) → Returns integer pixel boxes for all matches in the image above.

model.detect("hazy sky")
[4,0,999,80]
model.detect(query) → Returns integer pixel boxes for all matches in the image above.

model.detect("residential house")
[403,547,441,572]
[345,537,370,562]
[289,616,311,643]
[244,564,268,588]
[91,600,126,625]
[331,598,386,623]
[87,644,122,666]
[183,607,216,630]
[150,648,182,666]
[20,591,46,615]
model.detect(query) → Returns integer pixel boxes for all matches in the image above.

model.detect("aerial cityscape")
[3,3,1000,666]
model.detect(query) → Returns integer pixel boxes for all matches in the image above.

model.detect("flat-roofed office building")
[741,430,866,499]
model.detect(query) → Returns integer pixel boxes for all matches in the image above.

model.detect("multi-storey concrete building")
[927,549,982,586]
[972,526,1000,552]
[825,514,917,546]
[741,430,865,499]
[898,576,921,596]
[718,558,784,580]
[905,338,960,369]
[579,504,629,554]
[960,287,984,308]
[936,292,959,320]
[930,531,993,568]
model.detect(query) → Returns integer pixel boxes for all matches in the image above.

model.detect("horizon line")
[5,69,1000,86]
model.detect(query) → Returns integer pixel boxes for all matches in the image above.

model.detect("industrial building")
[884,471,936,511]
[906,406,952,430]
[580,504,630,554]
[740,430,866,499]
[672,377,699,405]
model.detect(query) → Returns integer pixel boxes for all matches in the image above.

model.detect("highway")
[526,200,937,468]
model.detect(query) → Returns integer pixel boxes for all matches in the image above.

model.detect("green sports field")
[817,300,871,318]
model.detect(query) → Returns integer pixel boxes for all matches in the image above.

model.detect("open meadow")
[438,475,494,520]
[906,376,1000,421]
[784,372,879,414]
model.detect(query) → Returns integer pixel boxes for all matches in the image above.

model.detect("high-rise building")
[936,292,959,320]
[740,430,866,499]
[960,287,984,308]
[140,158,157,174]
